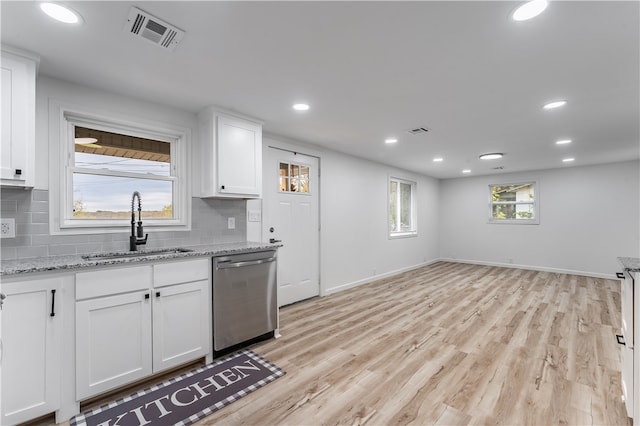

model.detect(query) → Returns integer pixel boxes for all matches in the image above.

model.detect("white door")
[264,148,320,307]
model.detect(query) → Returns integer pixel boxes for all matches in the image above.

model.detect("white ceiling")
[2,1,638,179]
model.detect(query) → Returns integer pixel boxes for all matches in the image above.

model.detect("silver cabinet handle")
[217,257,276,269]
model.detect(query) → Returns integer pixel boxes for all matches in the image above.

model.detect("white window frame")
[49,100,191,235]
[488,180,539,225]
[388,175,417,239]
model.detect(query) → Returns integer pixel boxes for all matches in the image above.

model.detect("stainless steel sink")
[82,248,194,261]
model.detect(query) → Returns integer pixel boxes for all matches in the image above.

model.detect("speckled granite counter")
[0,242,281,277]
[618,257,640,272]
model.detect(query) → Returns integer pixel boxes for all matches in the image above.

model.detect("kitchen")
[1,1,639,425]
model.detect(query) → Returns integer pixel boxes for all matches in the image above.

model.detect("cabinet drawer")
[153,258,209,288]
[76,265,152,300]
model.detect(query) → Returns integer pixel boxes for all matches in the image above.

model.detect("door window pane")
[278,161,310,193]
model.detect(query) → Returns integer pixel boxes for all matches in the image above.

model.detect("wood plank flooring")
[198,261,630,425]
[35,261,630,425]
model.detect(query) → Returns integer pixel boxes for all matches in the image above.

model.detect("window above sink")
[48,100,192,235]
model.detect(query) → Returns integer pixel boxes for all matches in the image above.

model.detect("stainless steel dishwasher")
[212,250,277,353]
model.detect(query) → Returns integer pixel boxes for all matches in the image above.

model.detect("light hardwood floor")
[198,261,630,425]
[36,261,630,425]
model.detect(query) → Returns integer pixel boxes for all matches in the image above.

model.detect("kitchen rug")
[70,349,285,426]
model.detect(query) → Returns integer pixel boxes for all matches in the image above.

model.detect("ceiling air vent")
[407,127,430,135]
[125,7,185,51]
[492,166,505,170]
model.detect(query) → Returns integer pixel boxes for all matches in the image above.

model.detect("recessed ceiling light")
[433,157,444,162]
[292,103,310,111]
[556,139,572,145]
[543,100,567,110]
[40,2,82,24]
[562,158,575,163]
[74,137,98,145]
[479,153,503,160]
[462,169,471,174]
[385,138,398,144]
[512,0,548,21]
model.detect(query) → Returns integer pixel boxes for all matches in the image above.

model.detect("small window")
[389,176,417,238]
[489,181,539,224]
[279,161,310,193]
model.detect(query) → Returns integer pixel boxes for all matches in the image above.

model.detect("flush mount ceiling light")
[292,103,310,111]
[562,158,575,163]
[479,153,503,160]
[40,2,82,24]
[556,139,572,145]
[385,138,398,144]
[433,157,444,162]
[462,169,471,174]
[543,100,567,110]
[74,137,98,144]
[512,0,548,21]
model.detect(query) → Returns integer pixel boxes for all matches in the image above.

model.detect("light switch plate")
[247,210,261,222]
[228,217,235,229]
[1,218,15,238]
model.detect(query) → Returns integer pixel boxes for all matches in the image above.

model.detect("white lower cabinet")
[153,280,210,372]
[75,290,153,400]
[75,258,210,400]
[1,276,65,425]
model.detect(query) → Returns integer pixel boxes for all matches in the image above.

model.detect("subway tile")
[31,212,49,224]
[0,246,17,260]
[17,245,48,259]
[1,235,32,247]
[0,199,17,213]
[75,243,105,254]
[18,223,49,236]
[32,234,88,246]
[32,190,49,201]
[48,244,78,256]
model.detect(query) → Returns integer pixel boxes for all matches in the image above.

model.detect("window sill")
[487,219,539,225]
[389,232,418,239]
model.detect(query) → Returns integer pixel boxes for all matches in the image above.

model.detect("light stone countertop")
[0,241,281,277]
[618,257,640,272]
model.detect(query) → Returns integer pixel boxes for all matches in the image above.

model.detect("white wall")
[321,150,440,293]
[439,161,640,277]
[262,135,441,295]
[34,76,199,191]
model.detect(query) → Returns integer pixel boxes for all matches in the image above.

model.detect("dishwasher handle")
[216,257,276,269]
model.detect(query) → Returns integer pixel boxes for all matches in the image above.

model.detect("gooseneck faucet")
[130,191,148,251]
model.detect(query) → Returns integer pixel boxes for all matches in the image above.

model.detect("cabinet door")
[1,277,61,425]
[1,50,36,187]
[152,280,210,372]
[216,114,262,197]
[76,291,152,400]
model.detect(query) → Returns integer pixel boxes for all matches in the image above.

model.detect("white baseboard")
[323,257,617,297]
[323,258,441,296]
[437,257,617,280]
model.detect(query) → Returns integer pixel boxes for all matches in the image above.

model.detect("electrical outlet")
[228,217,235,230]
[1,218,16,238]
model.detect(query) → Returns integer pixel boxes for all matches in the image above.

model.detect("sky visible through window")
[73,153,171,215]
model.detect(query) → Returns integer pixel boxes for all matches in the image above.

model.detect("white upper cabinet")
[198,108,263,198]
[1,46,38,188]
